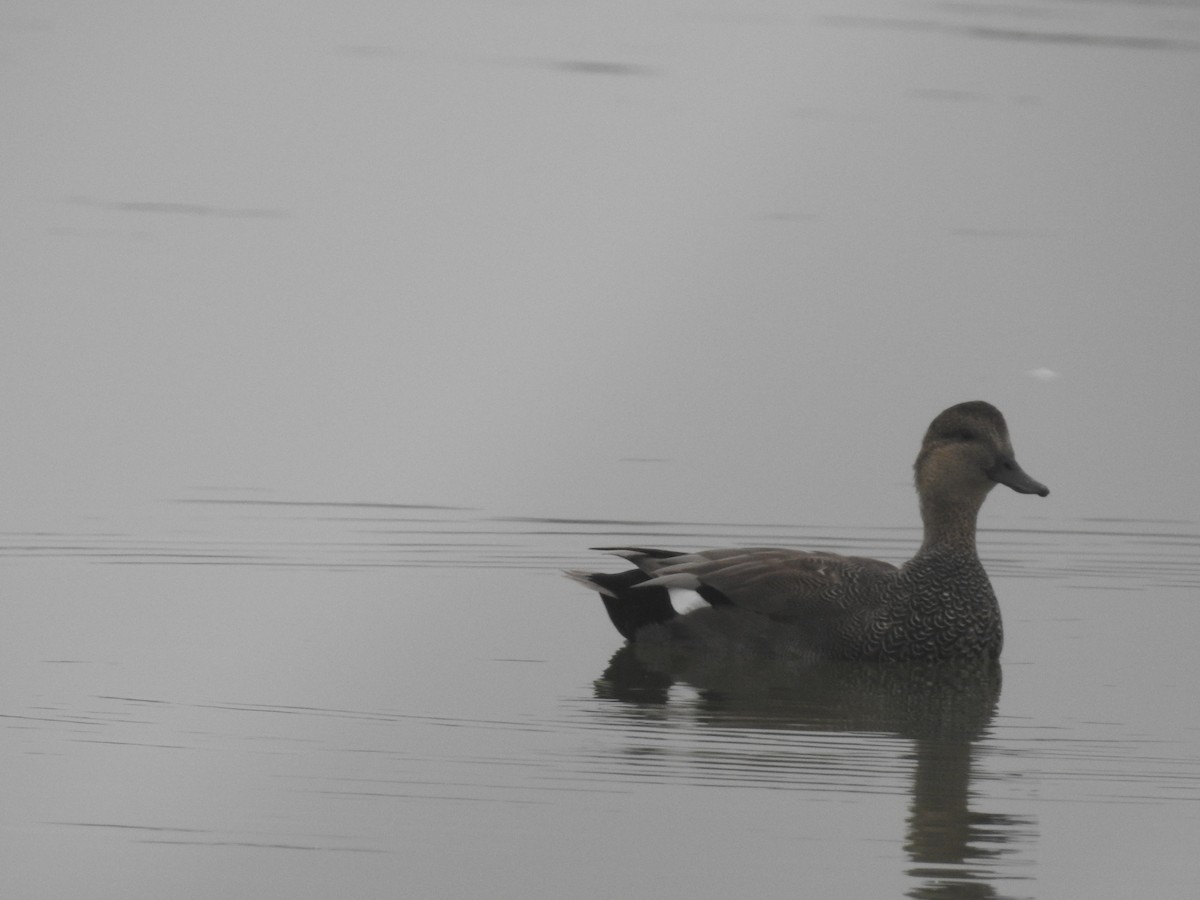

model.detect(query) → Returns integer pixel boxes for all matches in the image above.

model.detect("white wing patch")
[634,571,711,613]
[667,587,710,615]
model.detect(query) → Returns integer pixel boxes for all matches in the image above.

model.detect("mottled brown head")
[915,401,1049,508]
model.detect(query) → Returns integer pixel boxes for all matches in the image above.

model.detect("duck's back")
[609,546,1002,662]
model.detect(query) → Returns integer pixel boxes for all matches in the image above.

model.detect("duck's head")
[915,401,1049,506]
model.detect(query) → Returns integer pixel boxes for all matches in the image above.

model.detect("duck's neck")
[916,492,986,558]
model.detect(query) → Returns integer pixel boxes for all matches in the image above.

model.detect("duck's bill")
[988,457,1050,497]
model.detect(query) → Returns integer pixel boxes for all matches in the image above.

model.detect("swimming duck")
[565,401,1048,661]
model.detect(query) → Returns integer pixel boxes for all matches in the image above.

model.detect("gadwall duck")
[566,401,1048,661]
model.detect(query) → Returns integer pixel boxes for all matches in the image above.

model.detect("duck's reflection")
[595,646,1033,900]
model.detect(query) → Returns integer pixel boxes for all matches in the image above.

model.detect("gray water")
[4,1,1200,897]
[5,506,1200,898]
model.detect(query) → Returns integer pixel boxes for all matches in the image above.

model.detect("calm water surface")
[4,500,1199,899]
[5,0,1200,896]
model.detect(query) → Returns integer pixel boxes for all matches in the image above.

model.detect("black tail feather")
[581,568,678,642]
[591,546,688,560]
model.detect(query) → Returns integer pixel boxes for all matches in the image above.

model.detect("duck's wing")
[595,546,898,622]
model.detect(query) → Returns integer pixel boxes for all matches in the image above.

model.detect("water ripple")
[3,499,1197,592]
